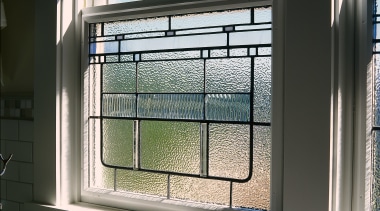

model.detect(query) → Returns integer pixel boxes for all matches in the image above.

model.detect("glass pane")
[254,57,271,123]
[124,32,165,39]
[103,119,134,167]
[120,54,134,62]
[230,30,271,46]
[206,58,251,93]
[254,7,272,23]
[116,170,167,197]
[138,60,204,93]
[90,23,102,37]
[176,27,223,35]
[232,126,271,210]
[229,48,247,57]
[103,63,136,93]
[140,121,200,174]
[104,17,169,36]
[373,131,380,210]
[137,94,204,120]
[90,41,119,54]
[205,94,250,122]
[375,54,380,126]
[258,47,272,55]
[89,119,114,189]
[209,124,250,179]
[105,55,118,62]
[103,94,136,117]
[235,24,272,31]
[210,49,227,58]
[141,51,200,61]
[170,176,230,206]
[89,64,101,116]
[121,34,227,52]
[171,9,251,29]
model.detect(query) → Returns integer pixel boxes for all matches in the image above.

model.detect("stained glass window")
[84,6,272,210]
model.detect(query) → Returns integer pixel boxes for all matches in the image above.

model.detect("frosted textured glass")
[254,7,272,23]
[103,94,136,117]
[116,170,167,196]
[171,9,250,29]
[90,23,102,37]
[89,64,101,116]
[121,34,227,52]
[206,94,250,122]
[106,55,118,62]
[104,17,168,35]
[103,63,136,93]
[120,54,133,62]
[140,121,200,174]
[170,176,230,206]
[229,48,247,57]
[230,30,271,46]
[258,47,272,55]
[103,119,133,167]
[137,94,203,120]
[94,36,115,41]
[90,41,119,54]
[232,126,271,210]
[209,124,250,179]
[141,51,200,60]
[176,27,222,35]
[210,49,227,57]
[138,60,204,93]
[124,32,165,39]
[372,131,380,210]
[254,57,271,123]
[235,24,272,31]
[375,55,380,126]
[89,119,114,189]
[206,58,251,93]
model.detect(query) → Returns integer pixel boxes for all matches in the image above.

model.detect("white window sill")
[24,202,129,211]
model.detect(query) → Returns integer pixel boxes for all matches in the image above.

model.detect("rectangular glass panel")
[141,50,200,61]
[170,176,230,206]
[137,94,204,120]
[210,49,227,57]
[235,24,272,31]
[254,7,272,23]
[258,47,272,55]
[230,30,271,46]
[209,124,250,179]
[102,94,136,117]
[171,9,251,30]
[229,48,247,57]
[372,131,380,210]
[90,23,102,37]
[105,55,118,62]
[140,121,200,174]
[103,63,136,93]
[124,32,165,39]
[375,54,380,126]
[206,94,250,122]
[206,58,251,93]
[232,125,271,210]
[102,119,134,167]
[89,64,101,116]
[120,54,134,62]
[121,33,227,52]
[90,41,119,54]
[254,57,271,123]
[89,119,114,190]
[176,27,223,35]
[104,17,169,35]
[138,60,204,93]
[94,36,116,41]
[116,169,167,197]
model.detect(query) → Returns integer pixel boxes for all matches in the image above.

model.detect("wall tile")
[1,200,20,211]
[6,181,33,203]
[0,120,19,140]
[19,163,34,183]
[19,121,33,142]
[1,180,6,200]
[1,161,19,181]
[5,141,33,163]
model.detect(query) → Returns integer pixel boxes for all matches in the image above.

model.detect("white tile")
[0,120,19,140]
[19,121,33,142]
[6,181,33,203]
[19,163,34,183]
[6,141,33,163]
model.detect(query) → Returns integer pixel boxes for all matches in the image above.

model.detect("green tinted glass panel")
[102,119,133,167]
[140,121,200,174]
[209,124,250,179]
[206,94,250,122]
[103,63,136,93]
[116,170,167,197]
[138,60,204,93]
[206,58,251,93]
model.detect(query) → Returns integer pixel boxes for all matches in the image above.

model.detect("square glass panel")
[103,63,136,93]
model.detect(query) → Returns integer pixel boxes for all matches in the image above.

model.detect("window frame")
[79,0,283,210]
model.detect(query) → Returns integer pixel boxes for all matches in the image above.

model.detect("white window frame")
[78,1,282,210]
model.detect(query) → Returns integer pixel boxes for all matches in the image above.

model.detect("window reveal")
[84,6,272,210]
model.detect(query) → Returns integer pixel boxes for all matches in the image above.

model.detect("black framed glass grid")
[83,5,272,211]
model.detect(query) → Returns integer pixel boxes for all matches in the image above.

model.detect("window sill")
[24,202,129,211]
